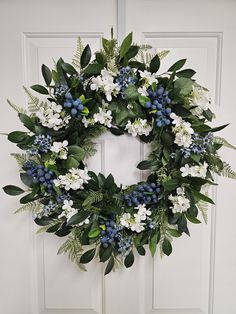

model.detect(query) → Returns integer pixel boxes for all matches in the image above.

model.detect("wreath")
[3,31,236,275]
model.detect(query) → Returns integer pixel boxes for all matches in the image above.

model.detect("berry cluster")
[63,92,84,117]
[54,84,68,97]
[56,192,71,204]
[145,86,172,127]
[43,200,57,215]
[181,132,213,158]
[100,219,120,248]
[117,235,132,254]
[24,162,55,194]
[29,134,52,156]
[123,182,160,207]
[115,66,136,98]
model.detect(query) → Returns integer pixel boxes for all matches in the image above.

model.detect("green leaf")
[80,248,96,264]
[104,174,115,190]
[3,185,25,196]
[186,213,201,224]
[136,245,146,256]
[8,131,28,143]
[119,32,133,60]
[124,250,134,268]
[176,69,196,78]
[192,190,215,204]
[88,227,100,238]
[124,85,139,100]
[162,238,172,256]
[99,245,113,263]
[41,64,52,86]
[80,44,92,69]
[55,226,72,237]
[67,211,91,226]
[61,63,77,75]
[95,52,105,65]
[20,192,36,204]
[126,45,139,60]
[20,173,33,187]
[30,84,49,95]
[174,77,193,96]
[150,54,160,73]
[168,59,186,72]
[138,95,150,107]
[162,179,179,191]
[102,38,110,54]
[83,63,103,75]
[34,216,54,226]
[104,256,114,275]
[65,156,79,169]
[18,113,35,132]
[149,230,160,257]
[137,160,156,170]
[168,228,182,237]
[68,145,85,160]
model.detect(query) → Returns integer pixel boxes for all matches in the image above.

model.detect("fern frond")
[81,142,97,158]
[72,36,84,71]
[220,161,236,179]
[57,230,87,271]
[23,86,40,112]
[11,153,28,168]
[7,99,26,114]
[214,136,236,151]
[14,201,43,214]
[83,191,103,207]
[197,201,209,224]
[158,50,170,60]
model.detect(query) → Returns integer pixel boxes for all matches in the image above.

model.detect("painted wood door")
[0,1,236,314]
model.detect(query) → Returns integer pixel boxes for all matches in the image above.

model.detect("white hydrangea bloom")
[78,218,90,226]
[50,140,68,159]
[93,107,112,128]
[36,102,70,131]
[82,116,95,128]
[170,113,194,148]
[137,86,148,96]
[58,200,77,221]
[53,167,90,191]
[169,187,190,214]
[125,119,152,137]
[139,70,157,85]
[120,204,151,233]
[180,162,208,179]
[190,86,210,117]
[90,68,120,102]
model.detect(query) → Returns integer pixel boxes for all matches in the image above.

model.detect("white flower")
[90,68,120,102]
[170,113,194,148]
[120,204,151,233]
[139,70,157,85]
[169,188,190,214]
[54,167,90,191]
[125,119,152,137]
[190,86,210,117]
[58,200,77,222]
[36,102,70,131]
[50,140,68,159]
[93,107,112,128]
[78,218,90,226]
[137,86,148,96]
[82,116,95,128]
[180,162,208,179]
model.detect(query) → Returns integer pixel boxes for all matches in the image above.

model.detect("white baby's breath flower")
[36,102,70,131]
[180,162,208,179]
[125,119,152,137]
[58,200,77,222]
[90,68,120,102]
[50,140,68,159]
[54,167,90,191]
[190,86,210,117]
[93,107,112,128]
[169,187,190,214]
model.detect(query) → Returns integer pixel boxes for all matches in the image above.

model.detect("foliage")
[3,31,236,275]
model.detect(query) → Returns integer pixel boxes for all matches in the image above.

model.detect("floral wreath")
[3,31,236,275]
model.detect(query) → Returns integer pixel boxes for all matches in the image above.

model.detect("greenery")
[3,31,236,275]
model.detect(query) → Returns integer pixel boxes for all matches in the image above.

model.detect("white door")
[1,1,236,314]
